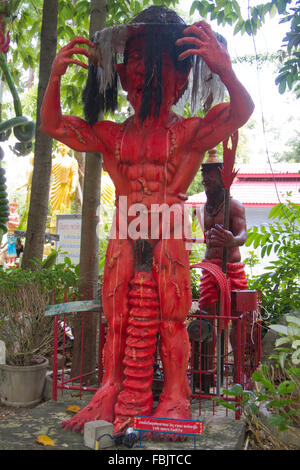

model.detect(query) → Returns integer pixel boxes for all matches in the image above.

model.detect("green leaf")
[292,340,300,349]
[252,370,263,381]
[269,324,288,335]
[279,78,287,94]
[291,349,300,365]
[229,384,243,396]
[278,381,295,394]
[245,19,253,35]
[268,415,289,431]
[275,337,289,347]
[286,315,300,328]
[279,351,288,369]
[288,325,300,337]
[270,3,278,19]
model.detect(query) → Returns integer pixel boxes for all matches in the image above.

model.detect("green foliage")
[0,253,79,300]
[269,312,300,367]
[190,0,293,32]
[189,214,205,298]
[276,2,300,97]
[214,313,300,433]
[187,170,204,196]
[274,130,300,162]
[3,0,181,122]
[190,0,300,97]
[245,201,300,323]
[0,256,80,365]
[190,268,201,299]
[243,250,260,276]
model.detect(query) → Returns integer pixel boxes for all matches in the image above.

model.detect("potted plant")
[0,255,79,407]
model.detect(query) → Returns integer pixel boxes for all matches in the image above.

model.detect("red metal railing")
[187,291,261,419]
[46,289,107,400]
[48,289,261,420]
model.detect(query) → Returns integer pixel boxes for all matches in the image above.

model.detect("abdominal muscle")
[112,160,191,243]
[113,195,189,246]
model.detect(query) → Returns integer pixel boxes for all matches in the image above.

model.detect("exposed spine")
[113,270,159,433]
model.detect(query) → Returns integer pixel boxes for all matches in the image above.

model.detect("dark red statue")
[40,6,254,435]
[197,147,249,386]
[198,149,248,308]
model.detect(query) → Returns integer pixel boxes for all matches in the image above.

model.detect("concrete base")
[84,420,114,450]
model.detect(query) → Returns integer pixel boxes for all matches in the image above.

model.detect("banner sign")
[45,300,101,316]
[133,416,204,437]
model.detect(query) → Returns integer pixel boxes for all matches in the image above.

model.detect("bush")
[0,256,79,366]
[245,201,300,324]
[214,312,300,442]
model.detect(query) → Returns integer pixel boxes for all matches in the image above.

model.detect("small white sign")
[56,214,82,265]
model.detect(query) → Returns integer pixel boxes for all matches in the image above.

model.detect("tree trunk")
[22,0,58,270]
[72,0,107,380]
[73,150,84,210]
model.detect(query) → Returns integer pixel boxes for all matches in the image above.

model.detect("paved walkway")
[0,390,246,452]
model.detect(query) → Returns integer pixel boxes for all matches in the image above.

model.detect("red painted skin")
[40,21,254,435]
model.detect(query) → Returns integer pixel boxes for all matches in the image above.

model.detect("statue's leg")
[151,239,192,424]
[113,268,160,434]
[61,238,134,433]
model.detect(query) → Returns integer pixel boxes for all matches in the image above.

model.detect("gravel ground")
[0,402,25,420]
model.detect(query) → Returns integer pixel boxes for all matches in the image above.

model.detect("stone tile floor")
[0,391,245,452]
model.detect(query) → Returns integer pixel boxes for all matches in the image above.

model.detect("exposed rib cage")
[113,270,160,432]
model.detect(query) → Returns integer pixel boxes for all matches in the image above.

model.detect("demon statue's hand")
[51,36,94,77]
[176,21,232,77]
[206,224,236,248]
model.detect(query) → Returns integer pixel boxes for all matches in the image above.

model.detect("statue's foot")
[61,383,119,434]
[113,415,133,434]
[142,395,191,442]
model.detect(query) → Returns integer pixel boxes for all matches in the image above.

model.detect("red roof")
[187,164,300,207]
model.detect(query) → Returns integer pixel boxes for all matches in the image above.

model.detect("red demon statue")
[40,6,254,436]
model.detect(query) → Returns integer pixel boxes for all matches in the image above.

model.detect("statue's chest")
[204,203,225,229]
[116,125,177,166]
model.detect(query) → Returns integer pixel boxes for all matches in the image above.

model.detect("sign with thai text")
[56,214,81,264]
[133,416,204,437]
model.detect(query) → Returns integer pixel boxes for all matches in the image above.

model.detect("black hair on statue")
[134,239,153,272]
[129,6,194,124]
[137,25,164,123]
[82,63,118,125]
[82,6,194,125]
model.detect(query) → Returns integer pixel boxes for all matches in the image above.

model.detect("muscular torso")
[203,200,242,263]
[101,115,203,243]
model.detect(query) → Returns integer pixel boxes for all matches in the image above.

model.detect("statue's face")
[9,203,17,212]
[124,37,147,110]
[58,143,68,157]
[202,168,223,195]
[117,35,186,116]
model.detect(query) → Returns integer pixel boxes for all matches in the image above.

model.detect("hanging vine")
[0,1,35,157]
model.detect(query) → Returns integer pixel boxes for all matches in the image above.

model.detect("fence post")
[235,316,242,420]
[52,313,58,401]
